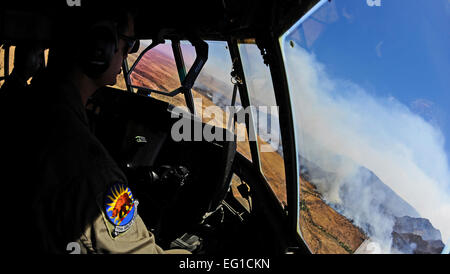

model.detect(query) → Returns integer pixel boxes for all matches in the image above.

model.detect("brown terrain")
[0,46,16,87]
[299,177,367,253]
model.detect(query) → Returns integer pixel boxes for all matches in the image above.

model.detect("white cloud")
[375,41,384,58]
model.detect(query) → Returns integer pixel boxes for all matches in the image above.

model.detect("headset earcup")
[81,22,118,79]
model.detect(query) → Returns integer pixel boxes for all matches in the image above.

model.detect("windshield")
[282,0,450,254]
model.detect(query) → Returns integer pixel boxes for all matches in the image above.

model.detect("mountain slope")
[300,177,367,253]
[299,153,421,242]
[391,216,444,254]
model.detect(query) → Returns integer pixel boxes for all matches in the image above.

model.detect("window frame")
[122,35,302,250]
[269,0,331,252]
[123,38,209,115]
[0,44,12,83]
[277,0,361,252]
[123,38,261,167]
[229,34,304,251]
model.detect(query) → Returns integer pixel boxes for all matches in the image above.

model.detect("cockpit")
[1,0,449,255]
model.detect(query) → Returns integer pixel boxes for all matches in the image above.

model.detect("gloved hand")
[126,165,190,205]
[169,233,203,253]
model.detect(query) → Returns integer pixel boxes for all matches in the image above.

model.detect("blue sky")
[287,0,450,158]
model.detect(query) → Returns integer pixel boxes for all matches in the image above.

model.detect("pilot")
[0,6,189,254]
[0,43,44,94]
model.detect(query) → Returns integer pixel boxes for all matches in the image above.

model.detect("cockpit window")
[0,45,15,87]
[0,45,48,88]
[281,0,450,254]
[126,39,254,161]
[129,40,181,93]
[126,40,187,108]
[239,42,287,205]
[186,40,253,161]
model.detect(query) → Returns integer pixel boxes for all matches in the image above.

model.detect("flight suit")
[0,70,189,254]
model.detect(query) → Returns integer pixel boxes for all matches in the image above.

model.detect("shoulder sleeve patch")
[101,183,139,238]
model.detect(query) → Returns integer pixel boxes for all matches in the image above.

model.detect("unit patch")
[104,183,139,237]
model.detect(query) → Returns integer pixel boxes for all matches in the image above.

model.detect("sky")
[287,0,450,157]
[282,0,450,249]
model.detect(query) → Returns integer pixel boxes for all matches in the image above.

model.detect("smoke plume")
[283,43,450,252]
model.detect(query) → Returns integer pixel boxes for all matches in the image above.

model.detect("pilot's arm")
[37,117,190,254]
[78,181,191,254]
[78,202,167,254]
[73,149,191,254]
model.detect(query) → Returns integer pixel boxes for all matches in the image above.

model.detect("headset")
[80,20,139,79]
